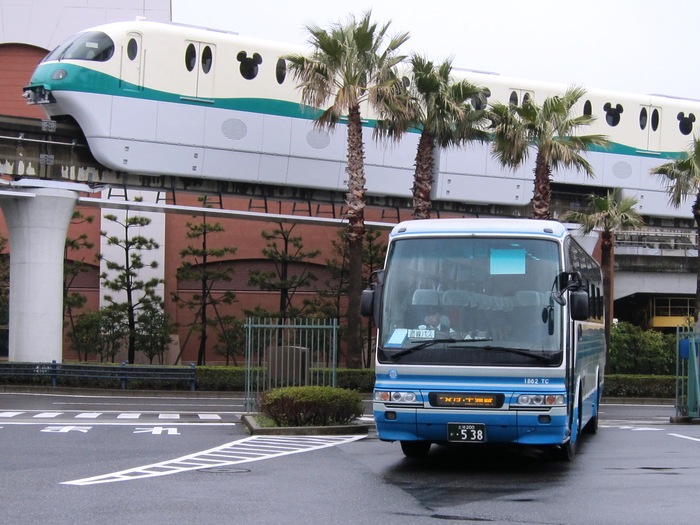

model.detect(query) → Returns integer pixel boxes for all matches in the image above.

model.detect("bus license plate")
[448,423,486,442]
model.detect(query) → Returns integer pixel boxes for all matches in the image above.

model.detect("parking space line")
[62,434,365,486]
[669,433,700,442]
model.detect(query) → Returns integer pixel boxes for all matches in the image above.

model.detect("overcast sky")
[170,0,699,101]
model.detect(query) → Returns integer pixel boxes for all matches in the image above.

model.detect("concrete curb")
[241,414,371,436]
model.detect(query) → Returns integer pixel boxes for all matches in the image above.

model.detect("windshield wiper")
[483,346,560,364]
[389,338,459,361]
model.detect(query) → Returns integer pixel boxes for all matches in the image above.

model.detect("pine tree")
[248,223,320,319]
[99,210,162,364]
[172,210,237,366]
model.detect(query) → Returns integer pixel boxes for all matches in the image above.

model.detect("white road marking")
[0,410,237,428]
[41,426,92,433]
[668,433,700,442]
[134,427,180,435]
[0,411,24,417]
[34,412,62,418]
[197,414,221,420]
[62,434,365,486]
[117,413,141,419]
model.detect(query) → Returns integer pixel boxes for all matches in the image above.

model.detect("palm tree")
[285,11,410,367]
[564,188,644,373]
[490,85,609,219]
[651,137,700,327]
[377,55,489,219]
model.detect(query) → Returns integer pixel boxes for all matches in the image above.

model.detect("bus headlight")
[375,391,419,404]
[515,394,565,406]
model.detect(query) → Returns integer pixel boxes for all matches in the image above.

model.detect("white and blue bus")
[361,218,605,460]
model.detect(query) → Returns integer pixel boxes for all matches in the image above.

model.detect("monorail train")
[22,19,699,218]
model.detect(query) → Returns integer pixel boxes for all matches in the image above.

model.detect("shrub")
[604,374,675,398]
[609,322,676,375]
[336,368,375,391]
[259,386,364,427]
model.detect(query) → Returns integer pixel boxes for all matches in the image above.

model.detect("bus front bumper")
[374,405,569,445]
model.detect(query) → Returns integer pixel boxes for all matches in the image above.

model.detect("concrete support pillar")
[0,182,85,362]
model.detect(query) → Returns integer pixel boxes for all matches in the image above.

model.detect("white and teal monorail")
[22,19,700,217]
[361,218,605,459]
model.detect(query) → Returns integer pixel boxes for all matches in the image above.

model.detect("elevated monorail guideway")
[0,179,87,362]
[0,116,398,363]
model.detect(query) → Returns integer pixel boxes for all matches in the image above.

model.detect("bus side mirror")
[361,270,383,326]
[361,289,374,317]
[570,290,589,321]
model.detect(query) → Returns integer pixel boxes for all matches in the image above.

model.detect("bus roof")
[389,218,570,239]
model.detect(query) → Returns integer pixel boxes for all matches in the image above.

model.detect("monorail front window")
[44,31,115,62]
[378,237,564,367]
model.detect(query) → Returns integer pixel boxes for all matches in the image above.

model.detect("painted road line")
[117,413,141,419]
[158,413,180,420]
[0,412,24,417]
[62,434,365,486]
[74,413,102,419]
[197,414,221,420]
[668,433,700,442]
[33,412,62,418]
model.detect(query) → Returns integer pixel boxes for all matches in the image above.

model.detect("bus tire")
[400,440,431,458]
[557,391,582,461]
[583,383,600,435]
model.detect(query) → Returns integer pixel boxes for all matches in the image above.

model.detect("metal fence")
[244,317,338,412]
[676,327,696,418]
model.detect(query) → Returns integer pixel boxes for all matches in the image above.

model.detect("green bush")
[604,374,675,398]
[196,366,246,391]
[259,386,364,427]
[609,322,676,375]
[195,367,375,392]
[336,368,375,391]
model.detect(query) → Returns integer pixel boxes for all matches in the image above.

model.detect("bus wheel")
[583,385,600,435]
[557,395,582,461]
[556,438,577,461]
[400,441,431,458]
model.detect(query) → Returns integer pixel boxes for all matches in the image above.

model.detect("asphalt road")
[0,391,694,525]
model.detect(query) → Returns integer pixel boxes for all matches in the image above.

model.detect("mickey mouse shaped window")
[237,51,262,80]
[604,103,623,127]
[678,112,695,136]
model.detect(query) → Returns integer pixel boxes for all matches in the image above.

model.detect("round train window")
[651,109,660,131]
[583,100,592,116]
[185,43,196,72]
[639,107,648,130]
[127,38,138,61]
[275,58,286,84]
[202,46,213,74]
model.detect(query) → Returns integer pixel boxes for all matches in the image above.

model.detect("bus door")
[120,32,143,91]
[639,104,662,152]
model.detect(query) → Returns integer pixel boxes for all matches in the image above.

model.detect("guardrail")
[0,361,196,391]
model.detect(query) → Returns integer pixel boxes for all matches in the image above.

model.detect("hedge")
[603,374,675,399]
[0,365,678,398]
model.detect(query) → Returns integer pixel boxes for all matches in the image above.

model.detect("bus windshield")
[378,236,564,367]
